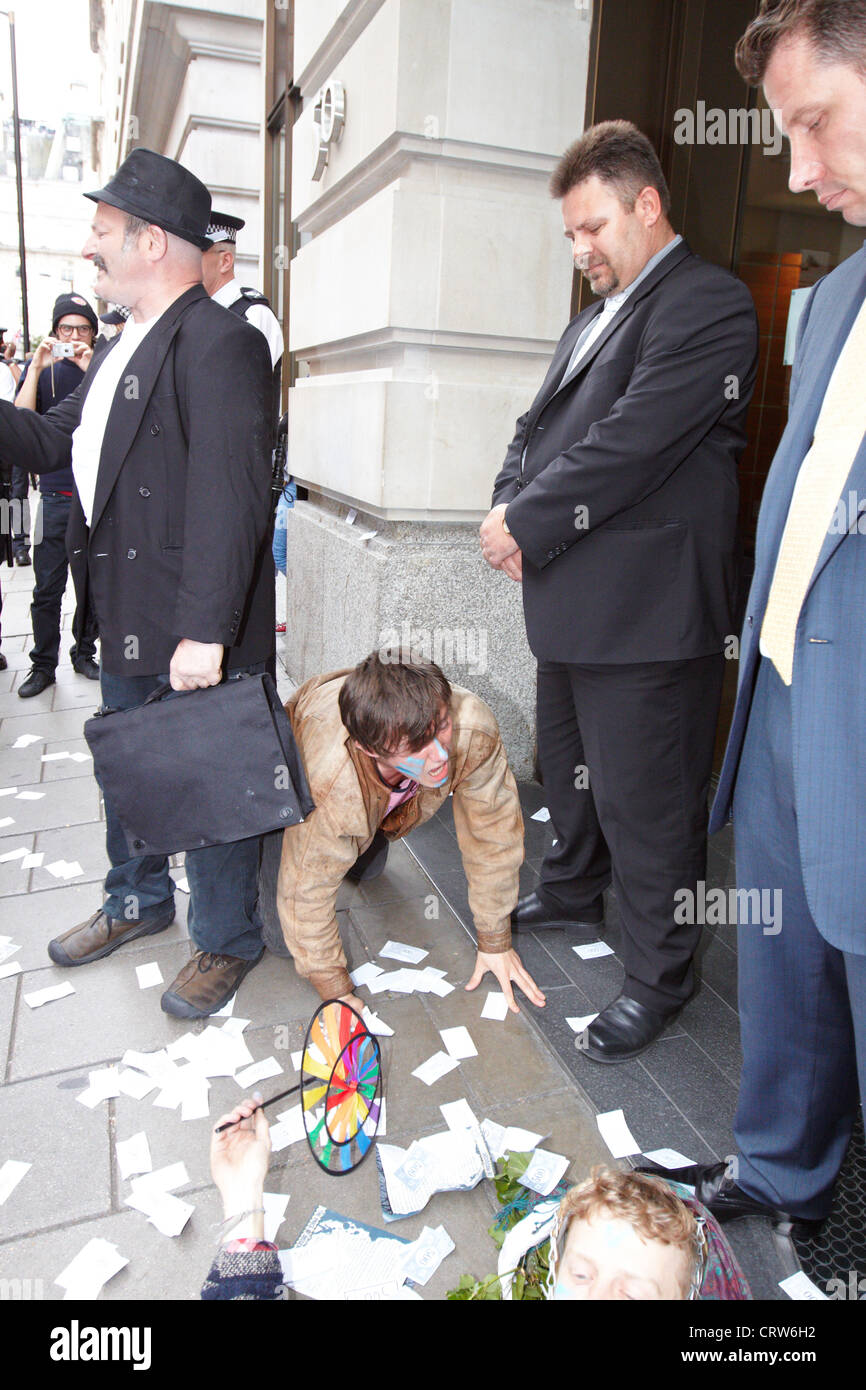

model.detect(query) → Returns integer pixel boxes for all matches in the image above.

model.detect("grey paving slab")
[1,883,190,970]
[0,776,99,834]
[639,1034,740,1160]
[678,982,742,1088]
[0,707,89,742]
[0,740,46,785]
[0,645,33,672]
[347,895,478,987]
[36,738,94,783]
[0,686,57,719]
[50,681,103,714]
[8,940,195,1080]
[0,1072,112,1240]
[30,821,110,890]
[0,974,16,1078]
[356,838,438,905]
[0,832,36,894]
[0,669,15,695]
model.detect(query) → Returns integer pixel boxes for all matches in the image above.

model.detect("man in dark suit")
[0,149,275,1019]
[481,122,758,1062]
[645,0,866,1232]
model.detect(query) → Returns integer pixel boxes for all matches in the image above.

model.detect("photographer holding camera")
[13,293,100,697]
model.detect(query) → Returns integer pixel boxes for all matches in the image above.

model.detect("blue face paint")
[393,737,448,784]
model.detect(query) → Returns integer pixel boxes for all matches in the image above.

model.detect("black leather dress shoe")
[511,890,604,932]
[636,1159,824,1234]
[72,657,100,680]
[18,667,55,699]
[577,993,676,1063]
[0,652,6,671]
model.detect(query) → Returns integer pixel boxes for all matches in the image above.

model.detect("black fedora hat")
[85,149,211,251]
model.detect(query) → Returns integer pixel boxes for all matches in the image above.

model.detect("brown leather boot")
[160,950,262,1019]
[47,904,175,967]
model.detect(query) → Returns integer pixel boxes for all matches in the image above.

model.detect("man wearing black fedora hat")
[0,148,277,1020]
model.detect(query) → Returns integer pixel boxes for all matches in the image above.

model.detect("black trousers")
[535,653,725,1011]
[30,493,98,673]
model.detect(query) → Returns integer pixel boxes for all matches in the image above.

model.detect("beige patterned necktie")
[761,294,866,686]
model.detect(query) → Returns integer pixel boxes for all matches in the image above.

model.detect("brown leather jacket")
[276,669,524,999]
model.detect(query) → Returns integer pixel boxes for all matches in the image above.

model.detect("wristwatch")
[502,516,511,535]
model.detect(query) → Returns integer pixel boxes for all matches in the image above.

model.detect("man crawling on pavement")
[259,649,545,1016]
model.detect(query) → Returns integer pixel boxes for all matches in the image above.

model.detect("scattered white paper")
[69,752,92,763]
[125,1189,193,1237]
[0,1160,31,1205]
[779,1271,829,1301]
[263,1192,290,1243]
[41,751,70,762]
[369,968,425,994]
[378,1132,485,1217]
[351,961,385,989]
[380,940,428,965]
[519,1148,570,1196]
[116,1132,153,1181]
[596,1109,641,1158]
[44,859,84,880]
[440,1098,480,1132]
[439,1026,477,1061]
[567,1013,599,1033]
[212,993,237,1018]
[0,817,14,829]
[136,962,163,989]
[270,1106,307,1151]
[116,1068,158,1101]
[20,853,44,870]
[399,1224,455,1286]
[0,788,17,796]
[481,1120,545,1160]
[573,941,615,960]
[291,1050,303,1070]
[0,961,22,980]
[481,992,509,1021]
[220,1016,251,1037]
[412,1052,461,1086]
[180,1077,211,1122]
[643,1148,694,1170]
[15,790,45,801]
[176,877,190,893]
[0,847,28,863]
[418,969,455,997]
[121,1047,173,1079]
[235,1056,283,1089]
[531,806,551,822]
[55,1238,128,1299]
[12,734,43,748]
[362,1006,394,1037]
[23,981,75,1008]
[345,508,357,525]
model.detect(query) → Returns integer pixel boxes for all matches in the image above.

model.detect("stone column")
[286,0,591,775]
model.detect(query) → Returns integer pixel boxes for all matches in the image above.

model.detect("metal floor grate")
[793,1111,866,1299]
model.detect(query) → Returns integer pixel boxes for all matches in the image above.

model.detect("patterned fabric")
[201,1246,283,1301]
[665,1179,752,1301]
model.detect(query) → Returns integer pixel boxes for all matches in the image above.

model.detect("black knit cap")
[51,293,98,334]
[85,148,211,251]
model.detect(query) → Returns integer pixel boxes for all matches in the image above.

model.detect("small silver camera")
[52,342,75,359]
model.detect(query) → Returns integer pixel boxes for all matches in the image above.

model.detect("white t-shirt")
[0,361,16,403]
[212,277,284,369]
[71,314,159,525]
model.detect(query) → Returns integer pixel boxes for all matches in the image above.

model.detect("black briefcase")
[84,672,315,857]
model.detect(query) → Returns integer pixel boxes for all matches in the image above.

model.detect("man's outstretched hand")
[465,948,546,1014]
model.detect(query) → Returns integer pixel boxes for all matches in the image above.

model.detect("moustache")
[92,256,108,272]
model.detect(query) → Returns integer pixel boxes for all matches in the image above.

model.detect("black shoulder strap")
[227,287,271,319]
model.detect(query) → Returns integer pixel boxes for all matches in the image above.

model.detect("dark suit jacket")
[710,244,866,953]
[492,240,759,664]
[0,285,275,675]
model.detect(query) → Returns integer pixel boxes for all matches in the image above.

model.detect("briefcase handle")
[142,671,258,706]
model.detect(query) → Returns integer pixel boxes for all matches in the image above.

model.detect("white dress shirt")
[211,277,284,369]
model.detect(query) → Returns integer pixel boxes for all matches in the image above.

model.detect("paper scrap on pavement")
[125,1189,194,1237]
[69,752,91,763]
[597,1108,641,1158]
[263,1192,290,1243]
[399,1224,455,1287]
[412,1051,461,1086]
[77,1067,122,1109]
[481,991,509,1021]
[362,1006,394,1037]
[0,961,22,980]
[573,941,615,960]
[12,734,43,748]
[377,1130,486,1218]
[280,1205,413,1299]
[0,1160,31,1205]
[531,806,551,822]
[175,877,189,893]
[220,1016,250,1037]
[15,790,45,801]
[131,1162,189,1196]
[23,981,75,1008]
[270,1106,307,1151]
[0,788,18,796]
[21,853,44,870]
[351,961,385,989]
[116,1068,158,1100]
[136,961,163,989]
[290,1050,302,1070]
[380,940,428,965]
[439,1026,477,1060]
[235,1056,283,1089]
[212,993,236,1018]
[567,1013,599,1033]
[643,1148,694,1170]
[55,1238,128,1300]
[369,968,425,994]
[481,1120,545,1161]
[41,752,70,762]
[116,1132,153,1181]
[519,1148,570,1196]
[779,1271,829,1301]
[121,1047,173,1079]
[418,968,455,996]
[44,859,84,880]
[0,817,14,829]
[440,1098,480,1132]
[0,847,28,863]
